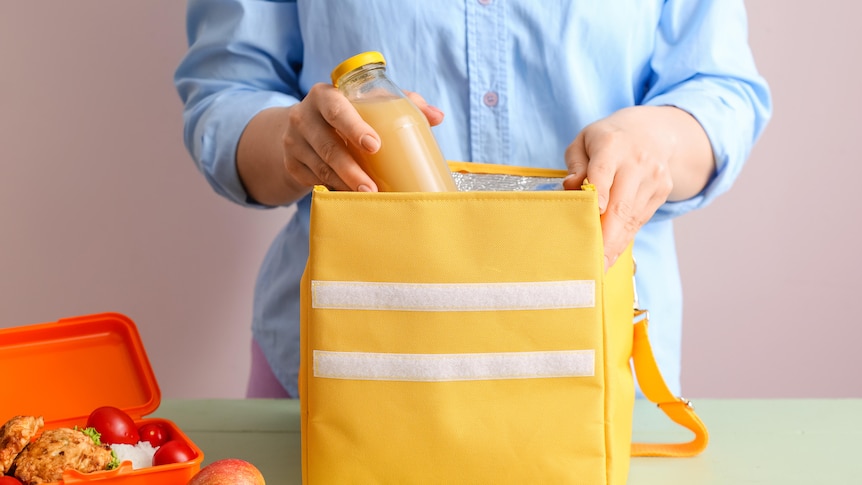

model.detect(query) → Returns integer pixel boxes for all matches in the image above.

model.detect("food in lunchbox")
[86,406,140,446]
[137,422,169,448]
[110,441,158,470]
[152,440,195,466]
[0,416,43,476]
[11,427,114,485]
[86,406,171,469]
[1,407,195,484]
[2,415,122,484]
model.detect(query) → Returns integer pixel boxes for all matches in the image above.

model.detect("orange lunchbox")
[0,312,203,484]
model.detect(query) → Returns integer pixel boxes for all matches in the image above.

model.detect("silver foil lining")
[452,172,565,192]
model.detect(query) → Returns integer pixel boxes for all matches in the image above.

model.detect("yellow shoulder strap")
[630,310,709,457]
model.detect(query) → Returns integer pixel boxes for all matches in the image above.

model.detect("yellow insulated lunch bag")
[299,162,707,484]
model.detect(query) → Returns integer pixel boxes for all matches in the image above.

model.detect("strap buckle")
[658,396,695,411]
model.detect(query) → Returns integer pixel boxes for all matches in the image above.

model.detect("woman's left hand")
[563,106,714,270]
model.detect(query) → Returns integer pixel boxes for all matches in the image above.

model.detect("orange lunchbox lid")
[0,312,161,427]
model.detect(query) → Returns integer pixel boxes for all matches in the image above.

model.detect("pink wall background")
[1,2,859,399]
[676,1,862,398]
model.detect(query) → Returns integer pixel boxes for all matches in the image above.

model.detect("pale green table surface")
[153,399,862,484]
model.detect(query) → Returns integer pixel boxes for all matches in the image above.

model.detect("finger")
[309,83,381,154]
[404,90,445,126]
[584,147,617,215]
[281,131,347,189]
[563,131,588,190]
[600,173,653,270]
[284,153,325,188]
[301,121,377,192]
[284,111,376,192]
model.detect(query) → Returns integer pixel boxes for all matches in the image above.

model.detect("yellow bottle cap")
[330,51,386,87]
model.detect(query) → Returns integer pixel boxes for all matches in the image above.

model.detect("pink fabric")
[246,339,291,398]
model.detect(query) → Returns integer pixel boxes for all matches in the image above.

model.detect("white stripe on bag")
[310,280,595,311]
[313,350,595,381]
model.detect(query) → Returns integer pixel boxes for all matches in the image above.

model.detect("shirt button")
[483,91,499,107]
[478,0,493,5]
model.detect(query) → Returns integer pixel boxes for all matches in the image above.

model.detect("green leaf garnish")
[74,426,118,470]
[75,426,103,446]
[107,449,120,470]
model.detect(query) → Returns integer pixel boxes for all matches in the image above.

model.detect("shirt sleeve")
[174,0,304,208]
[643,0,772,220]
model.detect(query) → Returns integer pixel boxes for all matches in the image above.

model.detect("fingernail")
[428,105,443,116]
[358,184,373,192]
[598,195,608,214]
[360,134,380,153]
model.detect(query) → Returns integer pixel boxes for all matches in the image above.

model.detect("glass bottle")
[331,51,458,192]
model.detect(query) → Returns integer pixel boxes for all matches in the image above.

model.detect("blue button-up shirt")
[175,0,771,398]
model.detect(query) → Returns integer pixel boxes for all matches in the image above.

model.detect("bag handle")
[630,310,709,457]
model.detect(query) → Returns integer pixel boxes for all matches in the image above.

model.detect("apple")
[187,458,265,485]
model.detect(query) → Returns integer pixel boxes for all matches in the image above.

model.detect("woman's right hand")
[237,83,377,205]
[237,84,444,206]
[280,82,380,193]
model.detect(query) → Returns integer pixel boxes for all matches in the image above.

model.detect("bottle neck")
[337,63,386,90]
[337,63,402,102]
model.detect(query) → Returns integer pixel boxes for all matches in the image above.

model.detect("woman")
[175,0,772,398]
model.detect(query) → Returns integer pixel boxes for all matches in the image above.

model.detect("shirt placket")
[466,0,508,165]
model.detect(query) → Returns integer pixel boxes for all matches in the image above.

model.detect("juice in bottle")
[331,52,458,192]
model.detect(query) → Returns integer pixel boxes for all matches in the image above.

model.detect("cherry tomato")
[138,422,169,447]
[152,440,195,466]
[86,406,140,445]
[0,477,24,485]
